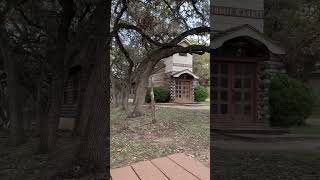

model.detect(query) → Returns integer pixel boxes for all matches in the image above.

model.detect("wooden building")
[150,39,199,103]
[211,0,286,131]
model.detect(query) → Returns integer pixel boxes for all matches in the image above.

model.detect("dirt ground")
[110,105,210,168]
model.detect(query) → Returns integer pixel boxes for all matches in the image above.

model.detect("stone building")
[150,39,199,103]
[211,0,286,130]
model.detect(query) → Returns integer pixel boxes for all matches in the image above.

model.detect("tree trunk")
[39,78,63,152]
[74,67,90,135]
[150,77,156,123]
[111,81,119,108]
[0,86,7,127]
[77,1,111,177]
[130,75,148,117]
[36,83,43,136]
[39,0,75,152]
[130,61,155,117]
[0,106,6,128]
[0,22,24,145]
[6,57,25,145]
[121,82,130,111]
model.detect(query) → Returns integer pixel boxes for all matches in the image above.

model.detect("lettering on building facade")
[173,63,193,68]
[211,6,264,19]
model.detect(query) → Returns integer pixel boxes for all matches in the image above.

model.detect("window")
[179,52,188,56]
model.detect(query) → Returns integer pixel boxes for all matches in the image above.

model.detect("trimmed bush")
[194,85,209,102]
[269,74,315,127]
[145,86,170,103]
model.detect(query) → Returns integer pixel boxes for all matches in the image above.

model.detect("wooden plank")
[151,157,198,180]
[132,161,168,180]
[110,166,140,180]
[168,153,210,180]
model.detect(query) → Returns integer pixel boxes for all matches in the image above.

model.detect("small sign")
[211,6,264,19]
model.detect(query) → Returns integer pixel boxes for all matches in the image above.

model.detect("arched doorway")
[171,69,199,103]
[211,35,275,130]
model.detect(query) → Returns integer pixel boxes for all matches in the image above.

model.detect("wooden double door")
[175,79,192,103]
[211,62,257,124]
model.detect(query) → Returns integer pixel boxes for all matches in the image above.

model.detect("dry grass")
[110,105,210,168]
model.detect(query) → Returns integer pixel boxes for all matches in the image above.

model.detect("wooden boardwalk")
[110,153,210,180]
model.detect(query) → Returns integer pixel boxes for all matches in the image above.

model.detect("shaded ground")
[0,131,77,180]
[110,106,210,168]
[212,148,320,180]
[213,129,320,179]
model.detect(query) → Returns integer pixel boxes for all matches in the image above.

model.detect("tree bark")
[77,1,111,177]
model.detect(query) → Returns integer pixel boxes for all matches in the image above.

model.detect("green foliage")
[145,86,170,103]
[194,85,208,102]
[269,74,315,127]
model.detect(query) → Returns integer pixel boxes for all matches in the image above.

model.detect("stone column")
[256,53,285,127]
[170,78,176,102]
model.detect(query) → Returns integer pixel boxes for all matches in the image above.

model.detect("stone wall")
[256,53,285,126]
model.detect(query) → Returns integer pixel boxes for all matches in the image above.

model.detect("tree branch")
[168,26,210,45]
[153,45,210,62]
[117,23,164,47]
[114,0,128,27]
[190,0,206,22]
[161,0,189,29]
[114,34,134,68]
[15,7,44,30]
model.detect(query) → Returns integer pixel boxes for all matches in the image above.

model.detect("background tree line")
[265,0,320,80]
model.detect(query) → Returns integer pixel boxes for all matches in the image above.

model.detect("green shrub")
[194,85,209,102]
[269,74,315,127]
[145,86,170,103]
